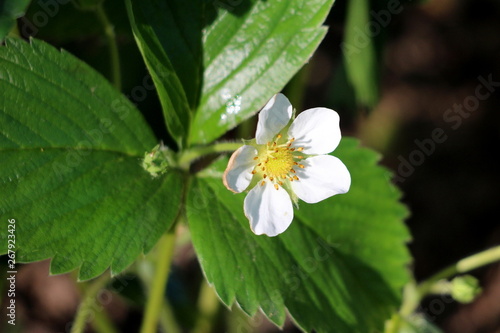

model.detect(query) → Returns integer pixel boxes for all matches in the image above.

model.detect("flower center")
[266,147,295,177]
[252,134,305,190]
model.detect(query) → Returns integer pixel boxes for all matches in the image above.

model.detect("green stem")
[178,142,243,169]
[7,22,20,38]
[140,228,177,333]
[193,280,221,333]
[400,245,500,317]
[417,245,500,296]
[93,308,119,333]
[159,296,181,333]
[71,273,111,333]
[136,259,182,333]
[95,3,121,90]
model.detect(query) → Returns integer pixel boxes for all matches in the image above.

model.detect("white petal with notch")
[288,107,341,155]
[256,93,293,144]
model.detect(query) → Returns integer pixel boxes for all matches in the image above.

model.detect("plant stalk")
[95,3,121,90]
[71,273,112,333]
[178,141,243,169]
[193,280,221,333]
[140,228,177,333]
[400,245,500,317]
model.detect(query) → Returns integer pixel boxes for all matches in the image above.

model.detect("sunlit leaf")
[0,38,182,280]
[187,138,411,332]
[126,0,335,146]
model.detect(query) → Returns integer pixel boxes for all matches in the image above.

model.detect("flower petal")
[223,145,258,193]
[244,182,294,236]
[288,107,341,155]
[291,155,350,204]
[256,93,293,144]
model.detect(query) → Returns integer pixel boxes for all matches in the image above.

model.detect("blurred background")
[1,0,499,332]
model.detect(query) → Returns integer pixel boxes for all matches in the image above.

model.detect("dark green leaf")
[126,0,200,148]
[187,138,410,332]
[0,38,182,280]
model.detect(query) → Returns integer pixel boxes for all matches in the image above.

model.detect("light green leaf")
[0,38,182,280]
[0,0,31,40]
[126,0,199,148]
[187,138,410,332]
[191,0,335,144]
[342,0,379,107]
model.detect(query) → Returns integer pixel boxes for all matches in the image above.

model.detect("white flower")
[223,93,351,237]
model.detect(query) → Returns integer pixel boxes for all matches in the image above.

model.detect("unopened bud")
[451,275,482,304]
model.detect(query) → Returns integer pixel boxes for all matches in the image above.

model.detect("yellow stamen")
[254,135,308,187]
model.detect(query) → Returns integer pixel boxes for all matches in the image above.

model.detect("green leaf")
[0,38,182,280]
[187,138,410,332]
[191,0,335,144]
[126,0,199,148]
[0,0,31,40]
[126,0,334,146]
[342,0,379,107]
